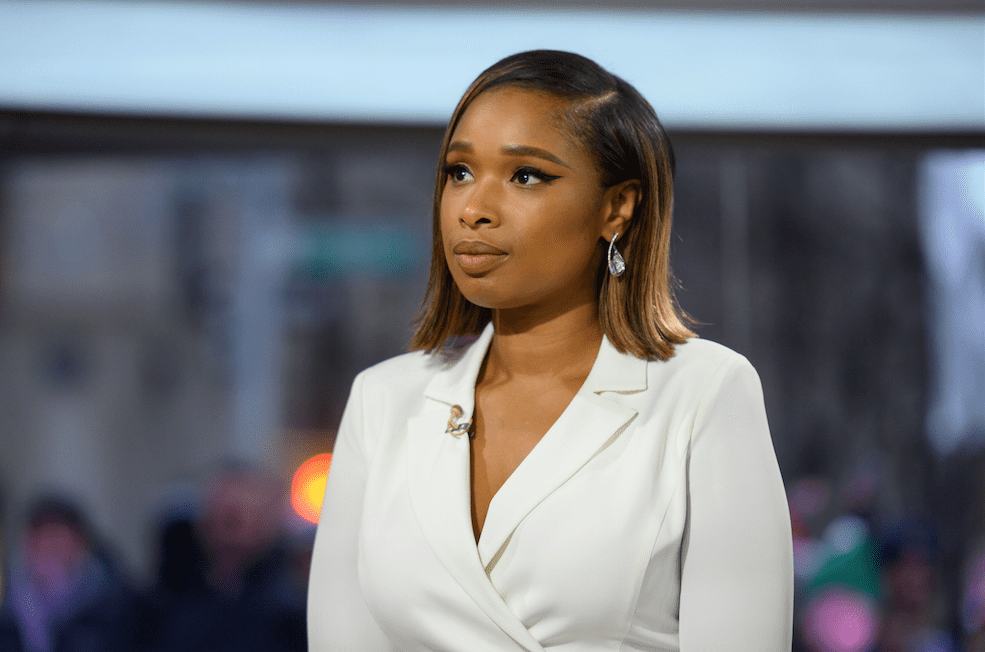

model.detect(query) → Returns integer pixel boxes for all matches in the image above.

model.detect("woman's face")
[440,87,622,314]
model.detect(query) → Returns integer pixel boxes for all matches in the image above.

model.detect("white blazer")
[308,324,793,652]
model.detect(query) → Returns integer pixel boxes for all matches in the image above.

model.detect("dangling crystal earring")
[607,232,626,277]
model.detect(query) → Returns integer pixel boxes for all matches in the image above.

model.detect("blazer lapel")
[404,327,648,648]
[477,335,648,569]
[405,326,547,652]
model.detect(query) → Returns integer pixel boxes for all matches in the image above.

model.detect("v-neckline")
[468,337,605,547]
[407,321,647,585]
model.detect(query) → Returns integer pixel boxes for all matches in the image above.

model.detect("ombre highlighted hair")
[411,50,694,360]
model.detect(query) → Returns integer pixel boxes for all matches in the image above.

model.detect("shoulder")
[355,349,435,390]
[637,337,763,417]
[657,337,756,382]
[347,351,432,411]
[341,344,478,456]
[349,341,474,403]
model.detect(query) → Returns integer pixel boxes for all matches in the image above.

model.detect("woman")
[308,50,793,651]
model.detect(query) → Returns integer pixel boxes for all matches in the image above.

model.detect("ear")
[600,179,640,242]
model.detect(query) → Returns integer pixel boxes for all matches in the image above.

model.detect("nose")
[460,178,501,229]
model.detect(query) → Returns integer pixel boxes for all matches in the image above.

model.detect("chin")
[457,287,505,310]
[454,278,522,311]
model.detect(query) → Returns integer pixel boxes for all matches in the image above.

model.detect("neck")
[485,297,603,382]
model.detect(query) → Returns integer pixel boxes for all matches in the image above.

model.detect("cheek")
[438,203,457,262]
[438,187,459,232]
[519,199,601,262]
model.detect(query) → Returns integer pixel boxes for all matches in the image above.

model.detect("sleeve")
[678,356,794,651]
[307,372,395,652]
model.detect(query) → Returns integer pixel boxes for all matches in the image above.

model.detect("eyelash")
[443,163,471,183]
[513,166,561,185]
[443,163,561,186]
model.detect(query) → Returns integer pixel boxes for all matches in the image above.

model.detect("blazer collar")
[423,322,649,415]
[421,322,495,421]
[410,322,649,626]
[583,331,649,396]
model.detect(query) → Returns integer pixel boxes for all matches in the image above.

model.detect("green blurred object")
[807,516,883,604]
[293,223,421,279]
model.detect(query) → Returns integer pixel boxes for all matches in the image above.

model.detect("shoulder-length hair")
[410,49,695,360]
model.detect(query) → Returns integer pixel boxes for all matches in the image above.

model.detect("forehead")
[451,87,588,159]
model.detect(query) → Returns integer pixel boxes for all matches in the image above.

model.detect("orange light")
[291,453,333,524]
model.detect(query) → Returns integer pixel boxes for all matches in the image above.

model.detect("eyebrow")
[447,141,571,169]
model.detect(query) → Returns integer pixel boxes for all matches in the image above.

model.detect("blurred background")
[0,1,983,651]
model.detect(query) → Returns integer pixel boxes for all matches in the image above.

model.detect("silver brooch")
[446,404,472,438]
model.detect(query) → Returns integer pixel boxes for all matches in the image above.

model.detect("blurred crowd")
[790,461,985,652]
[0,465,310,652]
[1,459,983,652]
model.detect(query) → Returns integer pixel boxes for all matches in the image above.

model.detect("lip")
[451,240,508,275]
[452,240,507,255]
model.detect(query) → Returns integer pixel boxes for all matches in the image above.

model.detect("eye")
[512,166,561,186]
[444,163,472,184]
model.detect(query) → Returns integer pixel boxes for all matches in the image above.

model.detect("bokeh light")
[804,586,879,652]
[291,453,332,524]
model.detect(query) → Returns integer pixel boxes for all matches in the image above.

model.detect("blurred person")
[149,464,305,652]
[957,450,985,652]
[308,50,793,651]
[283,524,316,600]
[875,520,957,652]
[789,476,836,585]
[788,476,835,652]
[962,542,985,652]
[0,495,141,652]
[798,513,883,652]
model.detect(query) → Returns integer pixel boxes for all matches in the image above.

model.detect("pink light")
[803,587,879,652]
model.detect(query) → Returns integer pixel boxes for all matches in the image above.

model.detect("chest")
[469,381,580,540]
[355,398,692,650]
